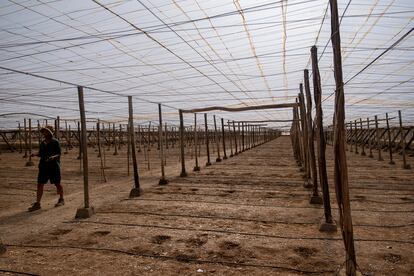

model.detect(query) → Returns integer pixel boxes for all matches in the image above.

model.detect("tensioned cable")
[321,27,414,104]
[149,0,265,111]
[92,0,270,120]
[0,65,178,110]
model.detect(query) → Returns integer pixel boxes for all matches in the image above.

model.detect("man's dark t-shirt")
[38,138,61,185]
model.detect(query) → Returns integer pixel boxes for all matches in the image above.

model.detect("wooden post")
[367,118,373,158]
[354,120,359,154]
[77,121,82,173]
[221,118,228,159]
[64,121,69,154]
[164,123,168,166]
[37,120,41,150]
[101,123,106,169]
[25,119,34,166]
[311,45,336,231]
[248,124,251,149]
[23,118,28,158]
[127,123,130,176]
[147,122,152,151]
[97,120,106,182]
[193,113,200,171]
[113,123,118,155]
[213,115,221,162]
[107,122,111,151]
[179,109,187,177]
[293,106,302,166]
[349,122,353,152]
[75,86,94,218]
[299,87,311,187]
[118,124,122,150]
[56,116,60,140]
[241,122,245,151]
[375,115,383,161]
[68,124,72,149]
[233,121,238,155]
[398,110,410,169]
[137,124,142,152]
[146,124,151,170]
[385,113,394,165]
[128,96,142,197]
[360,118,366,156]
[97,122,101,158]
[205,114,211,166]
[329,0,357,273]
[18,122,22,153]
[158,104,168,184]
[304,69,321,203]
[228,121,233,157]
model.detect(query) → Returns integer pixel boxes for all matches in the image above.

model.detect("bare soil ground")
[0,136,413,275]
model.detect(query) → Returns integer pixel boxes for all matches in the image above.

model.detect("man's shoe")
[28,202,41,212]
[55,198,65,207]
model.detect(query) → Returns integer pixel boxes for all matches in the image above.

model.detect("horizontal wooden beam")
[181,103,298,114]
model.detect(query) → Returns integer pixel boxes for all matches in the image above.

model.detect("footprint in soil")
[293,246,318,258]
[185,237,207,247]
[151,235,171,244]
[384,253,402,264]
[90,230,111,237]
[219,240,240,250]
[400,197,412,201]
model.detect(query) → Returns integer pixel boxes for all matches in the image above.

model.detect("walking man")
[28,125,64,211]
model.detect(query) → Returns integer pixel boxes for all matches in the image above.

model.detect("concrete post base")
[319,220,337,232]
[75,207,94,219]
[158,178,169,185]
[216,157,222,162]
[206,162,211,166]
[180,171,188,177]
[129,188,142,198]
[337,267,363,276]
[310,195,323,204]
[193,166,200,171]
[303,181,313,189]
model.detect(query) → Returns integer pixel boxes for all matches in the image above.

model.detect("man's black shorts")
[37,162,61,185]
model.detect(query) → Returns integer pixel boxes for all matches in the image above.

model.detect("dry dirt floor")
[0,136,413,275]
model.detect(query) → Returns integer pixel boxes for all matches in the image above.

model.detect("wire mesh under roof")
[0,0,413,129]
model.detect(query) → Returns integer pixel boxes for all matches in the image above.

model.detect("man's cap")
[40,125,54,136]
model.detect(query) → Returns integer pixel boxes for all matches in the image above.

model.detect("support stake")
[75,86,94,218]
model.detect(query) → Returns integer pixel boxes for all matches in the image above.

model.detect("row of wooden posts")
[4,91,281,219]
[290,46,336,231]
[289,46,412,275]
[290,0,358,270]
[330,111,412,169]
[6,115,280,172]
